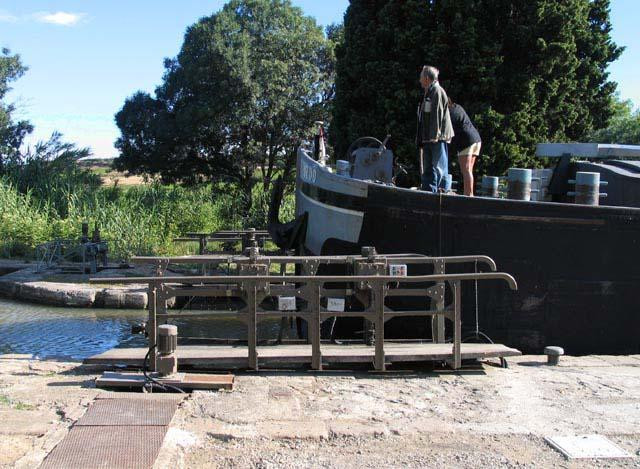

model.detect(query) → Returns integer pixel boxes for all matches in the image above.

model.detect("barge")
[269,141,640,354]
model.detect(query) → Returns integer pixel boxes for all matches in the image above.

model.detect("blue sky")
[2,0,638,157]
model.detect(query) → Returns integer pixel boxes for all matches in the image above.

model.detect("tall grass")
[0,145,297,260]
[0,178,295,260]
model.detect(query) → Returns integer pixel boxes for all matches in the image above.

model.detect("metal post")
[157,284,167,321]
[431,258,445,343]
[247,284,258,370]
[198,234,207,255]
[374,282,386,371]
[311,284,322,370]
[148,282,158,372]
[81,222,89,243]
[452,280,462,369]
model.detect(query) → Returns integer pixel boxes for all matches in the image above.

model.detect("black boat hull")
[293,150,640,354]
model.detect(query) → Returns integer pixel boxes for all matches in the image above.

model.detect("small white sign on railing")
[389,264,407,276]
[278,296,296,311]
[327,298,345,312]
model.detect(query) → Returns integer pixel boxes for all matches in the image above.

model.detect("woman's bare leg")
[469,155,476,196]
[458,155,476,196]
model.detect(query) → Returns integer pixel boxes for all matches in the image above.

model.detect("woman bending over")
[448,98,481,196]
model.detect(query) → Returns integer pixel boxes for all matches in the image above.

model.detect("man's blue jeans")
[421,142,449,192]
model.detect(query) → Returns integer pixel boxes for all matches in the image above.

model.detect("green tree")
[589,98,640,144]
[0,48,33,171]
[331,0,431,166]
[115,0,334,215]
[332,0,622,177]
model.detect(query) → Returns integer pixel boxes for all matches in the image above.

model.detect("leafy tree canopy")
[0,48,33,169]
[114,0,336,213]
[331,0,622,177]
[589,98,640,144]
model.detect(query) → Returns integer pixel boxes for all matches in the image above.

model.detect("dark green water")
[0,299,280,360]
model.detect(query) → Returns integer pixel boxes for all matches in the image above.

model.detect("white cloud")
[0,10,18,22]
[34,11,86,26]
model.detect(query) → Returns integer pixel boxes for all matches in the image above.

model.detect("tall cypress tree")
[574,0,624,135]
[331,0,432,165]
[331,0,622,177]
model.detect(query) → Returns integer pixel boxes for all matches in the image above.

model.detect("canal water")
[0,298,280,360]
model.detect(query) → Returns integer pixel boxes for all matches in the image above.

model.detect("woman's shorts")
[457,142,481,157]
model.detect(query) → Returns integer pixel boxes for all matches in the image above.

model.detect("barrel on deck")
[507,168,532,201]
[481,176,500,198]
[569,171,605,206]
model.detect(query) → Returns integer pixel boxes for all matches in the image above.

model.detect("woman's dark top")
[449,103,481,154]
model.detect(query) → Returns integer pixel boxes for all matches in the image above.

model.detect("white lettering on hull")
[300,161,317,184]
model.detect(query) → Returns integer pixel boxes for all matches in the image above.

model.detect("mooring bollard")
[544,346,564,366]
[481,176,500,198]
[567,171,608,206]
[336,159,350,177]
[507,168,532,201]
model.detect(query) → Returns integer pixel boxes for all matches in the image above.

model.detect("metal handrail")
[131,253,498,271]
[90,272,516,290]
[90,248,517,372]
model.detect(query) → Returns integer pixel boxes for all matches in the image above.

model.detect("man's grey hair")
[421,65,439,81]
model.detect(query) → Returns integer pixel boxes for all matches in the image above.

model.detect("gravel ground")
[1,354,639,468]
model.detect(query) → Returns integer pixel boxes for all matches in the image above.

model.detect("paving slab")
[328,419,389,438]
[208,421,259,440]
[257,420,329,440]
[0,409,56,436]
[0,435,33,466]
[545,434,633,459]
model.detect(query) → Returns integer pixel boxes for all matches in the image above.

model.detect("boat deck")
[85,343,521,369]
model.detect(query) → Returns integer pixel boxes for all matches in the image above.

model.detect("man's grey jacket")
[416,81,454,146]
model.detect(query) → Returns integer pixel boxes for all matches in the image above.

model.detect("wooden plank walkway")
[85,343,521,369]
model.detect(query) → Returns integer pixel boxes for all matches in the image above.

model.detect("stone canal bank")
[0,260,150,309]
[0,354,639,468]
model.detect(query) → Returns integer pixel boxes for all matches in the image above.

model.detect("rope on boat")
[463,260,508,367]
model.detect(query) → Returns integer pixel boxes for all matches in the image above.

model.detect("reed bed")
[0,178,294,260]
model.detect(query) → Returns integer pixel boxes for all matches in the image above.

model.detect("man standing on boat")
[416,66,454,192]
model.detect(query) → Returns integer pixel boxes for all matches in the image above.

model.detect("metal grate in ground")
[95,391,186,401]
[75,398,178,426]
[39,425,167,469]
